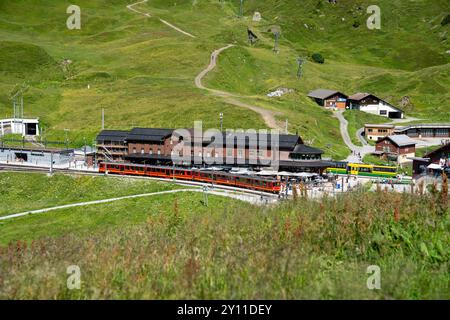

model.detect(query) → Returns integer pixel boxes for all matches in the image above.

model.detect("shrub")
[311,53,325,64]
[353,20,361,28]
[441,14,450,26]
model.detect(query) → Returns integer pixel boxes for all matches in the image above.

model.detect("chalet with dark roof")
[412,142,450,178]
[307,89,348,109]
[375,135,416,163]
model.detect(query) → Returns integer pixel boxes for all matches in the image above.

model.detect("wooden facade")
[412,143,450,177]
[375,135,416,164]
[364,124,395,141]
[307,89,348,109]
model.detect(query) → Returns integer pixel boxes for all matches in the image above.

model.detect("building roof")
[96,130,129,142]
[365,124,395,129]
[349,93,404,113]
[96,127,314,152]
[0,146,73,153]
[127,128,174,142]
[348,93,374,101]
[74,145,95,155]
[291,144,324,155]
[395,123,450,133]
[279,160,333,169]
[425,142,450,159]
[379,135,416,147]
[182,131,303,151]
[307,89,347,100]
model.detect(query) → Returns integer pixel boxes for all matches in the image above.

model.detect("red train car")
[99,162,281,193]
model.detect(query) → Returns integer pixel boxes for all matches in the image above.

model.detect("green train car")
[326,162,397,178]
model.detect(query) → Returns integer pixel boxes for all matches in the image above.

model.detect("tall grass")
[0,190,448,299]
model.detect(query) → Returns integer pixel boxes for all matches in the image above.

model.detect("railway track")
[0,164,280,199]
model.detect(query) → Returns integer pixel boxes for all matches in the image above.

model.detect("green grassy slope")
[0,0,448,158]
[0,172,180,217]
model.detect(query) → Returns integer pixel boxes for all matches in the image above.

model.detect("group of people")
[438,157,450,169]
[352,150,362,161]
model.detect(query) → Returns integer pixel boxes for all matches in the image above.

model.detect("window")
[141,149,144,154]
[368,129,373,133]
[373,166,396,173]
[227,148,233,157]
[258,150,264,157]
[133,148,137,154]
[238,149,243,158]
[149,149,153,155]
[157,149,161,155]
[380,110,387,115]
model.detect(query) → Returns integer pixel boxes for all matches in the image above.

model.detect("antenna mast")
[297,57,305,78]
[10,83,29,124]
[273,31,280,53]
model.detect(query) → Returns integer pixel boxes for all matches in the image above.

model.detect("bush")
[441,14,450,26]
[353,20,361,28]
[311,53,325,64]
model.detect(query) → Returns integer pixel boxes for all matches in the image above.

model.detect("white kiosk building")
[0,118,40,137]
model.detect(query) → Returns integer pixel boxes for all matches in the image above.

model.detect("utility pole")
[20,95,23,118]
[93,139,97,169]
[239,0,244,17]
[273,31,280,53]
[101,108,105,130]
[220,113,223,132]
[203,185,209,207]
[64,129,69,150]
[49,151,53,175]
[297,57,304,78]
[83,137,87,167]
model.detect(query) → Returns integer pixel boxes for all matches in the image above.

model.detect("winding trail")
[195,45,283,130]
[127,1,283,130]
[127,0,196,38]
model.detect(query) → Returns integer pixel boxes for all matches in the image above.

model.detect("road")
[333,110,374,162]
[194,45,283,130]
[336,110,427,162]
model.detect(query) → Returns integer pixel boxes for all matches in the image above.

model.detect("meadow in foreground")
[0,186,448,299]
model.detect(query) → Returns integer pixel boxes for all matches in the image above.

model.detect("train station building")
[95,127,330,173]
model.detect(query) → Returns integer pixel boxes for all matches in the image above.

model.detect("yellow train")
[326,162,397,178]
